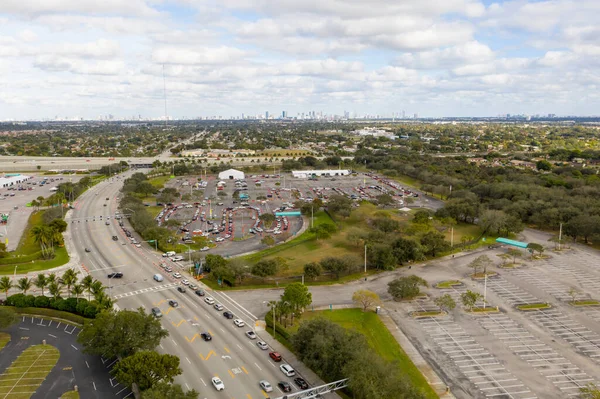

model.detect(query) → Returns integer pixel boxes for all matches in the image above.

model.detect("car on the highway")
[234,319,245,327]
[215,237,224,242]
[172,272,182,279]
[153,274,164,282]
[280,364,295,377]
[278,381,292,392]
[257,341,268,350]
[201,332,212,341]
[269,352,282,362]
[204,297,215,305]
[200,246,209,251]
[294,377,309,389]
[177,286,186,293]
[168,300,179,308]
[195,289,205,297]
[181,279,189,285]
[259,380,273,393]
[223,311,234,319]
[105,221,110,225]
[211,377,224,391]
[165,266,173,272]
[84,248,91,252]
[245,330,257,339]
[151,307,162,318]
[107,272,123,278]
[214,303,224,311]
[112,235,118,241]
[188,283,198,290]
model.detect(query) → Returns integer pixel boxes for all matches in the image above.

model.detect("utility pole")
[364,244,367,273]
[558,222,563,251]
[311,206,314,229]
[483,273,487,309]
[450,226,454,247]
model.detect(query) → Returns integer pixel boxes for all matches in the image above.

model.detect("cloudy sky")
[0,0,598,120]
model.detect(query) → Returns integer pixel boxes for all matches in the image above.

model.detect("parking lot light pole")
[14,265,18,279]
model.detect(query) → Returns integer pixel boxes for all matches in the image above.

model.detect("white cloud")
[152,46,248,65]
[397,41,494,69]
[0,0,159,17]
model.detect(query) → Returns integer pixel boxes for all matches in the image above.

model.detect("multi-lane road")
[67,172,317,399]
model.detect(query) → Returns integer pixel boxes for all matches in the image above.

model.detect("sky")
[0,0,599,120]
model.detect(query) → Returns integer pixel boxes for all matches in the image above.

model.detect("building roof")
[219,168,244,174]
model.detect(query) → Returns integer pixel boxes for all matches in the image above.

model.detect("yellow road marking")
[164,307,174,315]
[185,334,200,343]
[199,350,216,361]
[261,391,270,398]
[241,366,248,375]
[208,330,214,336]
[194,316,199,321]
[224,346,230,353]
[247,394,253,399]
[171,319,186,328]
[153,299,167,306]
[228,369,235,378]
[62,367,72,370]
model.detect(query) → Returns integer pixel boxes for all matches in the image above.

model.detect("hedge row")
[3,294,101,319]
[265,310,292,341]
[0,251,44,265]
[4,306,87,325]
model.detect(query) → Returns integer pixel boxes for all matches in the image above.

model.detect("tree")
[16,277,32,294]
[375,193,394,207]
[141,383,198,399]
[391,237,423,264]
[478,209,507,235]
[387,276,428,300]
[260,235,275,246]
[258,213,275,228]
[251,259,278,277]
[81,275,94,301]
[460,290,483,311]
[204,254,227,272]
[61,268,79,297]
[33,274,48,296]
[49,219,68,233]
[112,351,182,391]
[309,223,337,240]
[210,264,233,284]
[227,259,248,285]
[536,159,552,171]
[281,283,312,317]
[0,307,18,328]
[326,194,353,217]
[352,289,382,312]
[71,284,84,303]
[78,308,169,359]
[420,231,448,257]
[434,294,456,313]
[320,257,350,279]
[507,248,522,264]
[580,383,600,399]
[527,243,544,258]
[346,228,365,247]
[303,262,321,281]
[0,276,13,299]
[568,286,580,303]
[48,281,62,300]
[468,255,491,276]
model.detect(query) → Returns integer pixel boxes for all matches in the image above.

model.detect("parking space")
[480,276,542,307]
[478,313,595,396]
[509,269,575,302]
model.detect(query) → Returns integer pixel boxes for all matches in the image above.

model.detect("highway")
[66,172,311,399]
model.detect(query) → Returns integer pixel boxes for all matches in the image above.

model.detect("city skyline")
[1,1,599,120]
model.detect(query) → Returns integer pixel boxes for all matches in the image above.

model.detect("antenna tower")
[163,64,168,128]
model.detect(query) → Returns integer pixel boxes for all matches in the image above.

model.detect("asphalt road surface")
[66,172,324,399]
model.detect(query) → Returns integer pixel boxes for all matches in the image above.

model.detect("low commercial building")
[218,169,245,180]
[0,174,32,188]
[292,169,350,178]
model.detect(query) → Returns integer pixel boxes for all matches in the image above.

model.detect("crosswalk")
[112,282,179,299]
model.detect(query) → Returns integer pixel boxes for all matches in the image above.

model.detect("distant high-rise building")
[265,111,269,119]
[413,113,418,119]
[282,111,287,118]
[548,113,556,118]
[402,110,406,119]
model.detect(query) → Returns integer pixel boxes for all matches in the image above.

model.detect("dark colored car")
[201,332,212,341]
[223,311,234,319]
[107,272,123,278]
[84,248,91,252]
[177,286,186,293]
[269,352,282,362]
[195,289,205,296]
[278,382,292,392]
[112,235,118,241]
[294,377,309,390]
[168,300,179,308]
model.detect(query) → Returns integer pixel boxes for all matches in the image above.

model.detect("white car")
[204,297,215,305]
[135,244,141,248]
[257,341,268,350]
[181,279,189,285]
[212,377,224,391]
[224,234,231,239]
[214,303,224,311]
[234,319,245,327]
[280,364,296,377]
[172,273,182,279]
[246,330,257,339]
[215,237,224,242]
[200,246,209,251]
[259,380,273,393]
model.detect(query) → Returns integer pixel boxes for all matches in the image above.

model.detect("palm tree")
[94,290,114,310]
[0,276,13,299]
[62,269,79,297]
[31,225,52,258]
[90,280,104,301]
[48,281,61,300]
[17,277,32,294]
[34,274,48,296]
[71,284,84,303]
[81,275,94,301]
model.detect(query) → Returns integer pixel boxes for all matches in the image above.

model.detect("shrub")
[34,296,50,308]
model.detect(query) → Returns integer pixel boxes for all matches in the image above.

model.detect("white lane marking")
[171,339,178,346]
[159,344,164,349]
[220,328,225,333]
[215,291,259,320]
[255,362,262,371]
[269,360,276,367]
[186,357,191,364]
[85,361,90,369]
[237,344,243,350]
[200,378,207,386]
[185,383,190,390]
[71,345,79,351]
[48,334,57,338]
[92,381,96,391]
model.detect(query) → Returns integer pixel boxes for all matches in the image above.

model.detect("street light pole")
[364,244,367,273]
[14,265,18,279]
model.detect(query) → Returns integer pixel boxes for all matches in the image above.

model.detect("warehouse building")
[218,168,245,180]
[0,174,32,188]
[291,169,350,178]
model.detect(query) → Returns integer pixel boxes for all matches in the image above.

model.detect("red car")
[269,352,282,362]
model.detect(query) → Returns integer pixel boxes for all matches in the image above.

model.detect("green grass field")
[147,206,164,218]
[0,344,60,399]
[148,175,171,188]
[292,309,438,399]
[436,280,462,289]
[0,332,10,352]
[517,303,551,310]
[60,391,80,399]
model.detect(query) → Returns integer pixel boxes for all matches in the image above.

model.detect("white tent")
[218,169,245,180]
[398,207,412,212]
